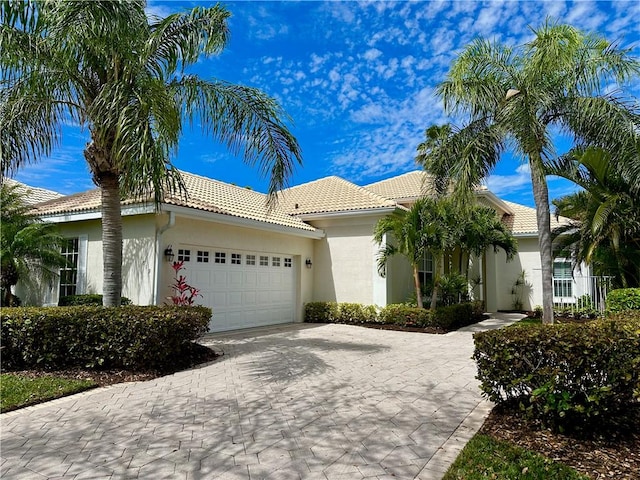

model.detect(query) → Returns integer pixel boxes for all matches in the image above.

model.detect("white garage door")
[178,247,296,332]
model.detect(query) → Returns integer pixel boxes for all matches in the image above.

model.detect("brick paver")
[1,314,523,479]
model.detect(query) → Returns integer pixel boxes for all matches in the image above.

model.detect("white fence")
[553,275,613,313]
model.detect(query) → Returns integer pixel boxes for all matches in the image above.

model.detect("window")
[272,256,281,267]
[418,252,434,286]
[197,251,209,263]
[59,238,79,299]
[231,253,242,265]
[259,255,269,266]
[553,261,573,297]
[214,252,226,264]
[246,254,256,266]
[178,249,191,262]
[284,258,292,268]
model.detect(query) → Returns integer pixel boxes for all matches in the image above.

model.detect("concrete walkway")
[1,313,523,480]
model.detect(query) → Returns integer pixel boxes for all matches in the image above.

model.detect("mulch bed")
[3,343,220,388]
[357,323,447,334]
[480,406,640,480]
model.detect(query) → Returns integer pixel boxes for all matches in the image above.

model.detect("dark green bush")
[304,302,377,324]
[335,303,378,324]
[378,304,431,327]
[606,288,640,314]
[430,302,475,330]
[473,318,640,432]
[1,305,211,371]
[304,302,339,323]
[58,294,132,306]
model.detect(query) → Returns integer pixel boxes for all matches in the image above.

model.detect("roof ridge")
[178,170,268,199]
[279,175,344,194]
[364,170,425,188]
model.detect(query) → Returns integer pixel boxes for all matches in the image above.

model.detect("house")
[25,170,573,332]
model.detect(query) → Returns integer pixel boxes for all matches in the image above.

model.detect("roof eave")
[296,206,400,221]
[39,204,156,223]
[163,204,325,239]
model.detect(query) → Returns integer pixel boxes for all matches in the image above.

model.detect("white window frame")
[47,235,87,306]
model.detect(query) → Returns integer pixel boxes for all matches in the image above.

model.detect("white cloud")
[485,163,531,196]
[363,48,382,61]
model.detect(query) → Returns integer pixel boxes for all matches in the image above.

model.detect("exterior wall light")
[305,258,312,268]
[164,245,175,262]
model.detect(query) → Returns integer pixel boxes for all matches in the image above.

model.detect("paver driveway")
[1,314,522,480]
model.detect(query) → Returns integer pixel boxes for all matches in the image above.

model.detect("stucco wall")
[485,236,541,311]
[159,213,315,322]
[307,215,384,306]
[54,215,157,306]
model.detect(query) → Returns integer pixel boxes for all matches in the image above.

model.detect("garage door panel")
[244,271,257,286]
[212,271,227,286]
[227,291,243,307]
[228,271,243,287]
[243,291,257,305]
[183,248,296,332]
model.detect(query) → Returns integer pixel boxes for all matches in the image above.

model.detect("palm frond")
[146,5,230,77]
[174,77,302,197]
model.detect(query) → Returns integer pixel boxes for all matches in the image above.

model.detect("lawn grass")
[0,373,97,412]
[443,433,589,480]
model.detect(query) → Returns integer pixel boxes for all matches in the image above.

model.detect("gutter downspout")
[152,211,175,305]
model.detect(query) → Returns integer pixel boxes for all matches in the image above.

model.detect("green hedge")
[606,288,640,314]
[473,317,640,432]
[58,294,132,306]
[304,302,377,324]
[305,301,480,330]
[431,303,476,330]
[1,306,211,371]
[378,304,431,327]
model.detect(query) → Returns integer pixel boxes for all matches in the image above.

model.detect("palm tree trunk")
[100,173,123,307]
[530,155,554,324]
[430,257,440,310]
[413,265,423,309]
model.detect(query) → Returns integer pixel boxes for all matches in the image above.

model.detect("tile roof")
[364,171,436,200]
[26,170,573,237]
[3,178,63,205]
[32,172,316,232]
[501,200,573,235]
[279,176,398,215]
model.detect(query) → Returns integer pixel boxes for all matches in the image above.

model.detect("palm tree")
[416,21,640,323]
[0,182,67,306]
[458,205,517,279]
[374,197,460,309]
[549,147,640,288]
[374,199,431,309]
[1,1,302,306]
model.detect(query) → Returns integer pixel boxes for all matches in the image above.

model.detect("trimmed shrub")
[430,302,475,330]
[304,302,377,324]
[606,288,640,314]
[473,318,640,432]
[305,302,339,323]
[58,294,132,306]
[335,303,378,324]
[1,305,211,371]
[378,304,431,327]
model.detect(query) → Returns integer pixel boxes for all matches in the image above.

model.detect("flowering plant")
[167,261,201,306]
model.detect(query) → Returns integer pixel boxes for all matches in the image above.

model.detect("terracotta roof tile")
[364,171,436,200]
[279,176,398,215]
[4,178,63,205]
[501,200,572,235]
[32,172,316,232]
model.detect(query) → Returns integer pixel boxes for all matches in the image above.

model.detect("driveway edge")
[415,399,494,479]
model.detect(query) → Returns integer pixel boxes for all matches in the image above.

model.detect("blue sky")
[13,0,640,208]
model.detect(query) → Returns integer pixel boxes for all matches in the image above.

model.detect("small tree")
[0,182,66,305]
[167,261,201,306]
